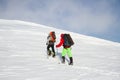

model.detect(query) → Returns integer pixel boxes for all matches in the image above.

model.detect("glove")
[56,45,58,48]
[46,43,48,45]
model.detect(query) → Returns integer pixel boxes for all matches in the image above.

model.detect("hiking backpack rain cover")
[63,34,74,46]
[51,32,56,40]
[49,31,56,42]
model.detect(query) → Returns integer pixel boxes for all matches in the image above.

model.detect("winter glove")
[46,43,48,45]
[56,45,59,48]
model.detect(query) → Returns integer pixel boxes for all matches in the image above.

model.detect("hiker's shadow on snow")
[56,52,69,63]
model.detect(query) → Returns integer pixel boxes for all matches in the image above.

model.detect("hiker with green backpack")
[56,33,74,65]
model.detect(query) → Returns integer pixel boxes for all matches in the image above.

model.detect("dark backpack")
[63,34,74,46]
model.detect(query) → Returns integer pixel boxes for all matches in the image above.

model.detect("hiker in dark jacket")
[46,31,56,57]
[56,34,73,65]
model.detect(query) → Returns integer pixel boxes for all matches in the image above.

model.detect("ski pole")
[56,48,58,55]
[56,48,60,64]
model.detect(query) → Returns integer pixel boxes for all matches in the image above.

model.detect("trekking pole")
[56,48,58,55]
[56,48,60,64]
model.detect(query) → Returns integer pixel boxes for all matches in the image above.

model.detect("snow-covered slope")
[0,19,120,80]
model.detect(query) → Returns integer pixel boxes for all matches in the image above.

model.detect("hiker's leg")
[67,48,73,65]
[67,48,72,57]
[62,48,67,56]
[61,48,67,63]
[47,45,50,51]
[47,45,51,55]
[51,44,55,53]
[51,44,55,57]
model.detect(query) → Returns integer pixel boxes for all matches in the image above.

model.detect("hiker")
[56,34,74,65]
[46,31,56,57]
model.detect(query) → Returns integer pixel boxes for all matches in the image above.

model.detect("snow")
[0,19,120,80]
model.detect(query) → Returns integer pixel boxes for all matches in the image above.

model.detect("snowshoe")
[69,57,73,65]
[62,61,65,64]
[47,50,52,56]
[52,54,56,58]
[61,56,65,64]
[68,62,73,65]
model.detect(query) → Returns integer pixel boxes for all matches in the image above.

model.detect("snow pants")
[47,44,55,54]
[62,48,72,57]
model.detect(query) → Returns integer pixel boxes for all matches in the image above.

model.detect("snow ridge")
[0,19,120,80]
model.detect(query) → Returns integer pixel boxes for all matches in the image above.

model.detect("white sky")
[0,0,120,42]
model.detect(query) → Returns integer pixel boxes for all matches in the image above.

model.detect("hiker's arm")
[56,38,64,48]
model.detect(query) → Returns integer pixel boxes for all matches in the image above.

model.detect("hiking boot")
[47,50,51,56]
[69,62,73,65]
[52,53,56,58]
[69,57,73,65]
[62,56,65,64]
[62,61,65,64]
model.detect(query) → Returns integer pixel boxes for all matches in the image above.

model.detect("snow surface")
[0,19,120,80]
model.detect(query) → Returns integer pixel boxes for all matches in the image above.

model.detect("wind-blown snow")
[0,19,120,80]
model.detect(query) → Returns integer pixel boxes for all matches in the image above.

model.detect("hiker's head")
[60,34,64,38]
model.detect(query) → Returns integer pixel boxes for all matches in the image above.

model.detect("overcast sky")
[0,0,120,42]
